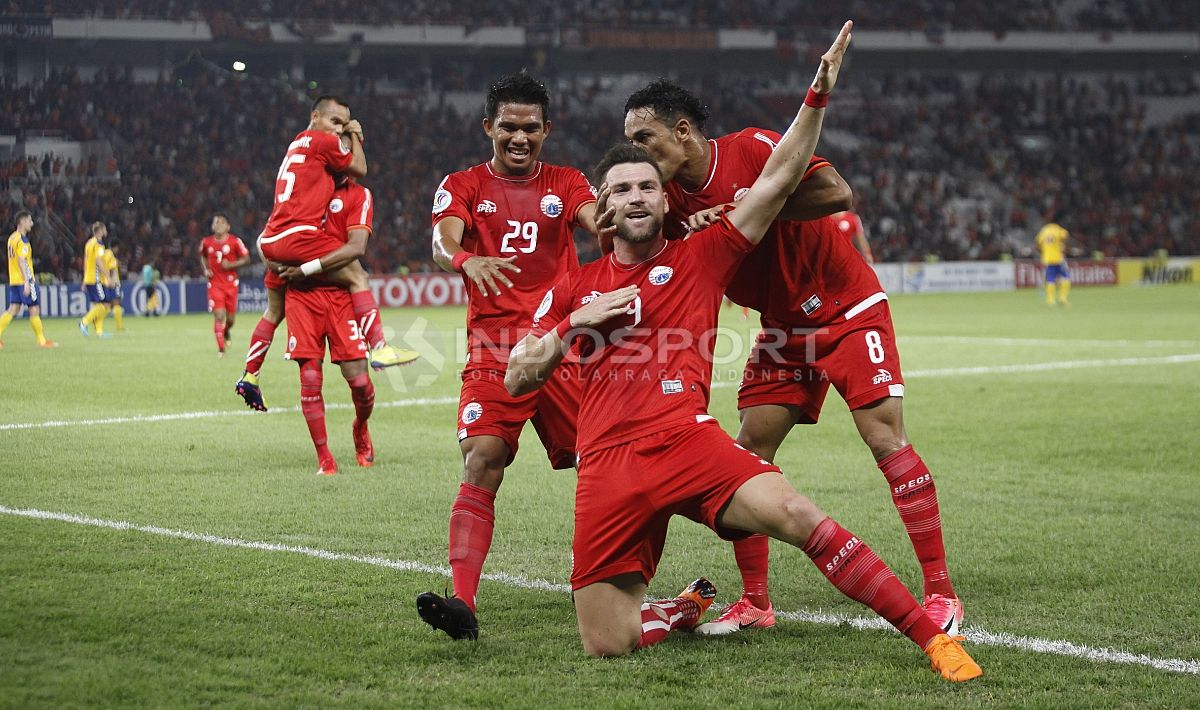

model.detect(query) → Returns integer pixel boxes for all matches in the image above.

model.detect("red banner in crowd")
[369,273,468,307]
[1015,259,1118,288]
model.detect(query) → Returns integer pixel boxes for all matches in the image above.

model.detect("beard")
[615,213,663,244]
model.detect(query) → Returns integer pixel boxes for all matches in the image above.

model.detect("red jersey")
[325,179,373,242]
[531,216,753,455]
[664,128,883,326]
[200,235,249,284]
[433,160,594,367]
[834,210,863,240]
[262,129,354,239]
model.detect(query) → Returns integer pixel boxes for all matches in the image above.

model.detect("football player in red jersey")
[623,84,961,635]
[236,97,417,411]
[502,24,980,681]
[199,214,250,356]
[834,208,873,263]
[415,73,602,641]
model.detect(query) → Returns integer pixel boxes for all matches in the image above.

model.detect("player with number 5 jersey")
[417,73,601,642]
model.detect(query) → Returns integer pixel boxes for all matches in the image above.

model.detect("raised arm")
[729,20,852,245]
[343,120,367,178]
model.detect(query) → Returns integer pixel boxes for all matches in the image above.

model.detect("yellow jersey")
[83,237,106,285]
[1035,223,1068,265]
[101,249,119,286]
[7,230,34,285]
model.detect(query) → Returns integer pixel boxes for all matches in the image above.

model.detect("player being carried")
[620,66,963,638]
[503,22,980,681]
[200,214,250,356]
[415,73,602,641]
[236,95,417,411]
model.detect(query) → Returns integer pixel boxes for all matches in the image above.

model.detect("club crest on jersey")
[462,402,484,425]
[432,188,452,214]
[540,194,563,218]
[329,197,344,213]
[476,200,497,213]
[648,266,673,286]
[222,244,230,254]
[581,290,602,305]
[534,289,554,320]
[287,335,297,351]
[734,187,749,201]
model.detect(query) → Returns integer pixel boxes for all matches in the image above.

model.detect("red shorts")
[570,418,781,590]
[457,362,580,470]
[264,269,283,290]
[207,279,239,313]
[258,228,345,266]
[283,287,368,363]
[739,299,905,423]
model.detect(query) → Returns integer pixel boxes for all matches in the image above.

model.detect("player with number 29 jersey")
[433,161,595,366]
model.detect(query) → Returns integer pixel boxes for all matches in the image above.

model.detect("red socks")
[348,373,374,423]
[636,597,703,649]
[449,482,496,613]
[244,318,279,375]
[213,321,226,353]
[879,445,953,598]
[803,517,942,650]
[732,533,771,608]
[350,291,386,350]
[298,360,331,461]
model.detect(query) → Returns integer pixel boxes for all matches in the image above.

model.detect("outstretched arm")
[729,20,853,245]
[432,216,522,297]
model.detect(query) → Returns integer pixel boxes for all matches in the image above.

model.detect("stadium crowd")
[2,65,1198,279]
[4,0,1198,31]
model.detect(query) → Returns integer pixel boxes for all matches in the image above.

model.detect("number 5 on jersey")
[500,220,538,254]
[276,154,306,204]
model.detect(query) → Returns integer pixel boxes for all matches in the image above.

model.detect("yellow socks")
[113,304,125,330]
[0,311,12,337]
[30,315,46,345]
[1057,280,1071,304]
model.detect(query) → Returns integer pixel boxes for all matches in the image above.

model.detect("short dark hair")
[312,95,350,114]
[592,143,663,187]
[212,212,229,223]
[485,73,550,122]
[624,78,710,131]
[14,210,31,224]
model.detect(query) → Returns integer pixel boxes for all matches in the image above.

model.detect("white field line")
[0,396,458,432]
[1,505,1196,676]
[711,353,1200,388]
[899,336,1200,348]
[6,353,1199,431]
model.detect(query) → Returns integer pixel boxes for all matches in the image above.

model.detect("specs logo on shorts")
[540,194,563,218]
[648,266,673,286]
[476,200,497,213]
[872,369,893,385]
[801,294,822,315]
[461,401,484,425]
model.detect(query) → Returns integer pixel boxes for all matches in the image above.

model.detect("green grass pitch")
[1,285,1198,707]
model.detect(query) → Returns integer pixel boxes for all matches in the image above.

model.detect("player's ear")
[482,117,494,138]
[542,119,552,138]
[673,118,691,143]
[310,109,321,125]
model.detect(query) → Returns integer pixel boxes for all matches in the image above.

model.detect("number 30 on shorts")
[865,331,886,364]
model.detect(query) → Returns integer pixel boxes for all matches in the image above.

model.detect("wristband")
[451,251,475,272]
[804,87,829,109]
[300,259,323,276]
[554,318,574,344]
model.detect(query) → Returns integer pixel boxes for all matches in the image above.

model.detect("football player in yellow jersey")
[101,243,126,331]
[1035,215,1071,306]
[1,211,58,349]
[79,221,113,337]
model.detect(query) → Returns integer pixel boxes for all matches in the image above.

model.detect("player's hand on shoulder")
[812,20,853,95]
[569,285,639,328]
[463,255,521,297]
[687,203,733,232]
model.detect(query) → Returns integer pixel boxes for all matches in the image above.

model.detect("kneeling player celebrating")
[503,22,981,681]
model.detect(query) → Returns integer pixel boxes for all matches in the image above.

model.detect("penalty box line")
[1,504,1196,677]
